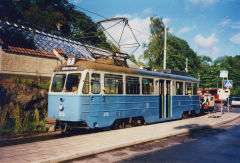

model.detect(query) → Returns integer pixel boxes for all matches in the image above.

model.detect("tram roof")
[135,69,199,83]
[59,60,199,83]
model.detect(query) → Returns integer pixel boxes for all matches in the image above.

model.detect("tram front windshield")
[51,73,81,92]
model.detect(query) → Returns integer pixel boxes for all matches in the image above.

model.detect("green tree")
[143,17,165,69]
[0,28,36,49]
[0,0,116,51]
[143,17,201,78]
[213,56,240,96]
[166,35,201,77]
[197,55,240,96]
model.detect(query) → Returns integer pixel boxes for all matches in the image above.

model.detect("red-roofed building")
[6,46,58,59]
[53,48,65,54]
[0,40,65,79]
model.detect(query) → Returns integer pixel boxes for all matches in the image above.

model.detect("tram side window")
[185,82,192,95]
[193,83,198,95]
[126,76,140,94]
[51,74,66,92]
[82,73,89,94]
[65,73,81,92]
[91,73,101,94]
[176,82,183,95]
[142,78,154,95]
[104,74,123,94]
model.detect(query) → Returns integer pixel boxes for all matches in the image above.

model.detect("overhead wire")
[74,6,142,55]
[74,5,151,38]
[74,6,107,19]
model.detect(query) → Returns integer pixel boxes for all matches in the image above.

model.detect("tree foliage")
[143,17,201,78]
[143,17,165,69]
[211,56,240,96]
[0,0,115,51]
[0,28,36,49]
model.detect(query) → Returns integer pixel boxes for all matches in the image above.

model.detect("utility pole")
[227,76,230,112]
[221,77,224,114]
[185,58,188,72]
[163,24,167,70]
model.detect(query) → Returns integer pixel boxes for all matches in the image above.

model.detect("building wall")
[0,50,61,77]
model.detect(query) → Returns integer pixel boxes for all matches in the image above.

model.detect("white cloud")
[218,18,240,29]
[195,34,218,48]
[230,22,240,29]
[219,18,231,26]
[142,8,152,15]
[128,17,150,43]
[194,33,219,54]
[163,17,171,25]
[186,0,219,6]
[127,17,151,59]
[230,33,240,44]
[101,15,151,59]
[178,26,196,35]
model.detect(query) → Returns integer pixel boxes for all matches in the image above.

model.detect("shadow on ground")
[174,123,226,139]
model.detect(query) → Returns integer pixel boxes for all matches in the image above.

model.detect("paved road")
[122,107,240,163]
[68,106,240,163]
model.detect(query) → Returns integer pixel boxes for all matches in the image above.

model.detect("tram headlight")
[59,104,64,111]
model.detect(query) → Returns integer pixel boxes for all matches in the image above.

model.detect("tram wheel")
[191,110,196,117]
[111,120,120,130]
[182,112,188,119]
[60,123,70,135]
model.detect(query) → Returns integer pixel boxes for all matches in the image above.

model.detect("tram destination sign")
[61,66,78,71]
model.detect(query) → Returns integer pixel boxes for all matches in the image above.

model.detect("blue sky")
[70,0,240,61]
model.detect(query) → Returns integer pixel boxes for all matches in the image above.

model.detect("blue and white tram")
[46,60,200,131]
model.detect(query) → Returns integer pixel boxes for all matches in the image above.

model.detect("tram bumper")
[45,118,57,132]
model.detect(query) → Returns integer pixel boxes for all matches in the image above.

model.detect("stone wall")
[0,50,61,77]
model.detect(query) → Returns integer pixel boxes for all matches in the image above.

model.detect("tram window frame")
[104,74,123,94]
[126,76,140,94]
[65,73,81,93]
[142,78,154,95]
[193,83,198,95]
[82,72,89,94]
[91,73,101,94]
[51,74,66,92]
[176,81,183,95]
[185,82,192,95]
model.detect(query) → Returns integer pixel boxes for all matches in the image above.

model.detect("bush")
[0,104,47,135]
[0,77,49,135]
[10,76,50,89]
[37,82,50,89]
[10,77,34,87]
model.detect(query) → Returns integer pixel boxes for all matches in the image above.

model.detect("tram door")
[166,80,171,118]
[159,80,164,118]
